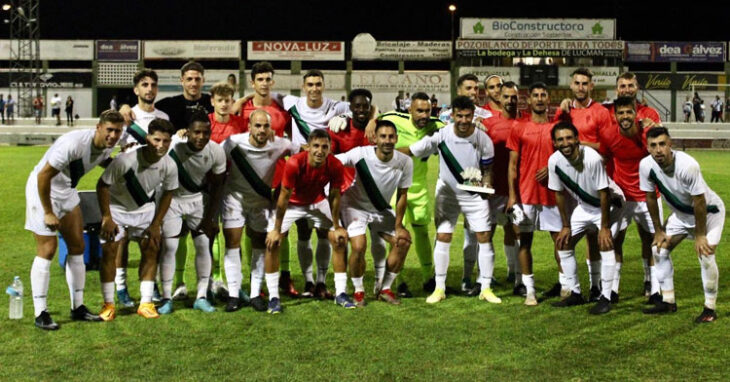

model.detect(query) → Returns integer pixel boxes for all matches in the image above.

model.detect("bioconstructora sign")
[461,18,615,40]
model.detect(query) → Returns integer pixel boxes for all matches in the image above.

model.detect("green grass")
[1,146,729,381]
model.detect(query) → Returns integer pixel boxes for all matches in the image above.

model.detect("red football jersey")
[506,119,557,206]
[328,118,371,193]
[598,123,654,202]
[209,113,247,144]
[240,99,291,138]
[282,151,345,206]
[553,100,611,144]
[328,118,371,154]
[482,113,515,196]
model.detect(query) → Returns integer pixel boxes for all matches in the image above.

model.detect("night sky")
[18,0,729,42]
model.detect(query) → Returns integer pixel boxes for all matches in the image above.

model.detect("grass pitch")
[0,146,729,381]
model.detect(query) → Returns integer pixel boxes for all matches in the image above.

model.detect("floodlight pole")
[7,0,41,118]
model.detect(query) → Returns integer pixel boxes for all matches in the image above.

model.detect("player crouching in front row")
[640,127,724,323]
[97,119,178,320]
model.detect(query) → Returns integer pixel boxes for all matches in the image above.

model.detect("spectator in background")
[692,92,702,122]
[51,93,62,126]
[109,95,118,111]
[683,96,693,123]
[0,94,5,124]
[6,95,15,122]
[700,100,706,122]
[725,97,730,122]
[711,95,723,123]
[430,94,439,116]
[394,91,405,112]
[227,73,238,98]
[403,92,411,110]
[65,96,74,126]
[33,94,44,124]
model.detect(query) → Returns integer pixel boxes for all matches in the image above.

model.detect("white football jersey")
[119,105,170,147]
[336,146,413,212]
[168,137,226,197]
[639,150,723,220]
[223,133,292,208]
[548,146,615,213]
[282,95,350,147]
[410,124,494,196]
[100,148,178,212]
[30,129,113,200]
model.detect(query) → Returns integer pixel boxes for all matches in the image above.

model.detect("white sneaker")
[172,284,188,301]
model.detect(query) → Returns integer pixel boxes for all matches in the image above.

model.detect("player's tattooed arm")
[37,163,61,231]
[555,190,572,250]
[598,188,613,251]
[146,190,173,250]
[645,191,667,249]
[692,194,713,255]
[394,187,411,246]
[96,178,118,242]
[328,187,347,244]
[507,151,519,209]
[198,172,225,238]
[266,186,292,251]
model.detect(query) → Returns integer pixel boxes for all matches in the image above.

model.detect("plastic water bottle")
[7,276,23,319]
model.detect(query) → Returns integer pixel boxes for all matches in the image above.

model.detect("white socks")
[161,238,179,300]
[587,259,601,289]
[297,240,314,283]
[351,276,364,293]
[115,267,127,291]
[505,242,521,285]
[599,251,616,300]
[334,272,347,296]
[654,247,675,303]
[140,280,154,303]
[699,254,719,310]
[477,242,495,290]
[30,256,51,317]
[265,272,280,300]
[315,239,331,284]
[250,247,265,297]
[382,272,398,291]
[522,274,535,295]
[558,250,579,293]
[224,248,242,298]
[65,254,85,309]
[612,262,622,294]
[101,282,115,304]
[433,240,451,290]
[193,235,212,300]
[371,235,386,283]
[462,228,477,280]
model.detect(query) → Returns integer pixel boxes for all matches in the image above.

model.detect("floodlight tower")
[4,0,40,118]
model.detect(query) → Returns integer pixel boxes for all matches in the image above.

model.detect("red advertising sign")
[247,41,344,61]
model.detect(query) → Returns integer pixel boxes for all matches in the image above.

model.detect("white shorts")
[24,174,80,236]
[518,204,562,233]
[162,194,205,237]
[489,194,511,226]
[620,199,663,233]
[665,203,725,246]
[341,206,396,237]
[434,180,491,234]
[100,207,155,243]
[267,199,333,233]
[221,193,272,232]
[570,204,623,238]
